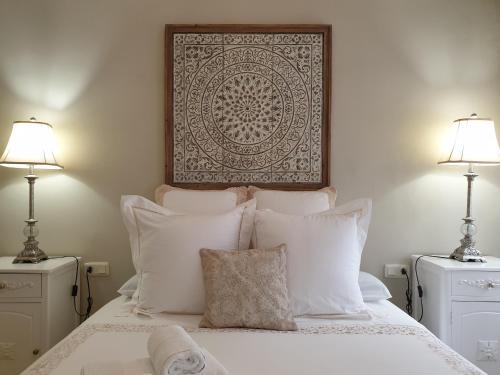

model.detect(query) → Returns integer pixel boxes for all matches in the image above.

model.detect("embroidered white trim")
[25,323,484,375]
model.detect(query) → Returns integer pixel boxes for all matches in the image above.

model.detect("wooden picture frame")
[165,24,331,189]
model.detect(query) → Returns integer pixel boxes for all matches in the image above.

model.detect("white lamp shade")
[439,114,500,165]
[0,119,63,169]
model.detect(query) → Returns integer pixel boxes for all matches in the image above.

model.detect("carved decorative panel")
[165,25,331,189]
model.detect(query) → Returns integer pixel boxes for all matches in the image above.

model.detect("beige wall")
[0,0,499,311]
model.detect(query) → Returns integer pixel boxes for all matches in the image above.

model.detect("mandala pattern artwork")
[171,32,325,184]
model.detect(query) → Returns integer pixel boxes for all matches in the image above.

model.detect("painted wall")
[0,0,499,310]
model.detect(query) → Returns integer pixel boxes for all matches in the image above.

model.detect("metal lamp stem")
[465,163,473,218]
[12,164,48,263]
[449,163,486,262]
[28,164,35,220]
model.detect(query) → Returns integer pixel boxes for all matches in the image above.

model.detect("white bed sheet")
[23,296,484,375]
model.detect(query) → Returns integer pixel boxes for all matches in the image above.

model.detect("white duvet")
[23,297,484,375]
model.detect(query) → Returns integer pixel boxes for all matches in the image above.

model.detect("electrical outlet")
[384,264,410,278]
[84,262,109,277]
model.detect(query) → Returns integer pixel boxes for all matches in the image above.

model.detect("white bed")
[23,296,485,375]
[22,192,486,375]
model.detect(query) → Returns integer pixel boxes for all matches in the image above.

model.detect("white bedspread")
[23,297,484,375]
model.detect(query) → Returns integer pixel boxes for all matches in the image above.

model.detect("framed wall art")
[165,24,331,189]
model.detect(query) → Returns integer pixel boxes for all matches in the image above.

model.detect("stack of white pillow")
[120,185,391,317]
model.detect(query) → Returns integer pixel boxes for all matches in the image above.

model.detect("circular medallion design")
[212,73,283,145]
[186,46,309,170]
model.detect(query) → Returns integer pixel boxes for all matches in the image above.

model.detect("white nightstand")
[411,255,500,374]
[0,256,81,375]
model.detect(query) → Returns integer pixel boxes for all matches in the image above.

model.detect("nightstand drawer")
[452,271,500,298]
[0,273,42,298]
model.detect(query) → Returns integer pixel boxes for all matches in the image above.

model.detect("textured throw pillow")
[120,195,256,314]
[254,199,372,316]
[248,186,337,215]
[199,245,297,331]
[154,185,248,214]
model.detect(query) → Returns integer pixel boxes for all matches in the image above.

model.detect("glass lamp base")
[12,240,48,264]
[447,167,487,263]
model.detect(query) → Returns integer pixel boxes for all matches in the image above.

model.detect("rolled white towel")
[147,326,228,375]
[198,349,229,375]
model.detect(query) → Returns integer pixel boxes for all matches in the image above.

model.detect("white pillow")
[117,271,391,302]
[248,186,336,215]
[358,272,391,301]
[121,195,255,273]
[117,276,137,298]
[154,185,247,214]
[254,199,372,316]
[120,195,256,314]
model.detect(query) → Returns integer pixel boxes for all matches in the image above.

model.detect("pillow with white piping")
[121,195,256,273]
[154,184,248,214]
[254,199,372,316]
[358,272,392,301]
[248,185,337,215]
[117,270,391,302]
[120,195,256,314]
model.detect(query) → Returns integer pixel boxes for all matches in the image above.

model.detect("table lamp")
[0,117,63,263]
[439,113,500,262]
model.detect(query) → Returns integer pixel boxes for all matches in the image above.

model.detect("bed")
[23,295,484,375]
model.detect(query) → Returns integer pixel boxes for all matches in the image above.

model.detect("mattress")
[23,296,484,375]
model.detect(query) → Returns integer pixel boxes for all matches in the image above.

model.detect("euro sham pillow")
[248,186,337,215]
[154,184,248,214]
[120,195,256,314]
[199,245,297,331]
[121,195,256,274]
[254,199,372,316]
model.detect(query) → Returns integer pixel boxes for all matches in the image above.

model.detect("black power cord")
[48,256,93,321]
[81,266,94,320]
[409,255,450,322]
[401,268,412,316]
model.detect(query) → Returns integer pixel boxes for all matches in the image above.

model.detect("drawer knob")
[33,349,39,355]
[0,282,6,290]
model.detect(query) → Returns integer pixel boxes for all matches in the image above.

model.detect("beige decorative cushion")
[248,186,337,215]
[154,185,248,214]
[199,245,297,331]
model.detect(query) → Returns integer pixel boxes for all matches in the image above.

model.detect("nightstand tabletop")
[413,255,500,271]
[0,256,80,274]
